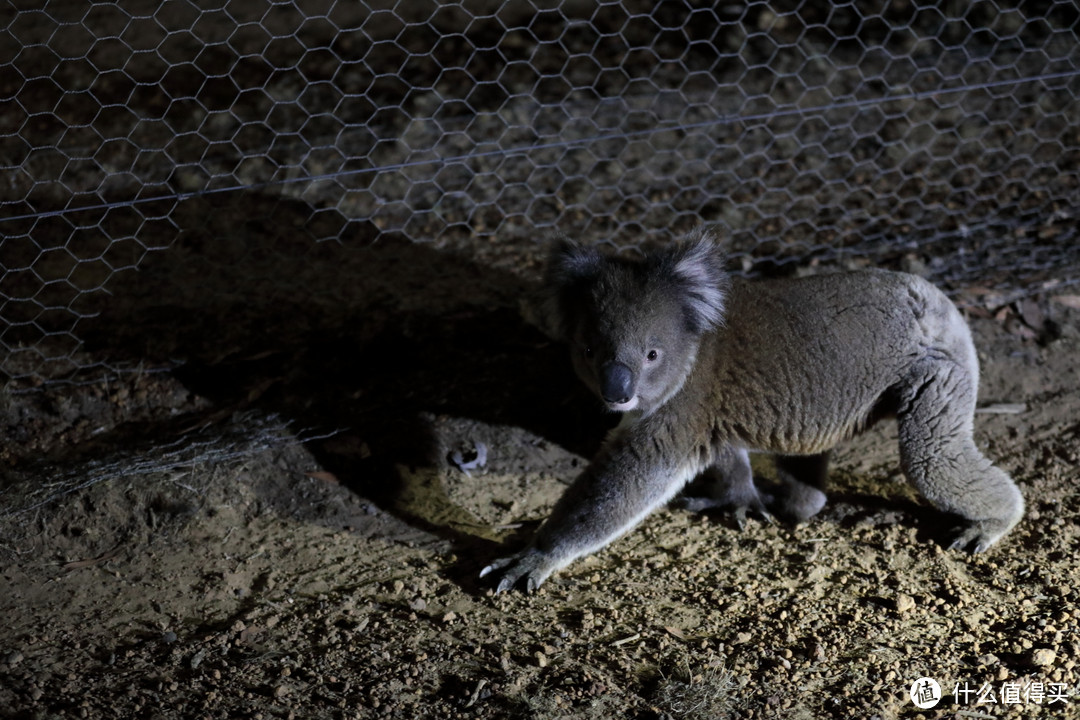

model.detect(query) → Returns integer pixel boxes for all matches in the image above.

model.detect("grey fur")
[481,231,1024,593]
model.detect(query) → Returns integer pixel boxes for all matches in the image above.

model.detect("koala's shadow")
[815,487,966,549]
[685,470,968,549]
[72,194,607,592]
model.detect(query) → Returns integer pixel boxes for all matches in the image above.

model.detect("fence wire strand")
[2,1,1080,384]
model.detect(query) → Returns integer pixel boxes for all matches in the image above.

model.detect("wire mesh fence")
[2,0,1080,386]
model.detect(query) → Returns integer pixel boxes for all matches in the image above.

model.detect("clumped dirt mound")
[1,239,1079,719]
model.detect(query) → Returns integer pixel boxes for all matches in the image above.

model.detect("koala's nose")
[599,362,634,404]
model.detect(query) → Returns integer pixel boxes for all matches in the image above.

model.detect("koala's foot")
[678,448,773,529]
[768,481,827,524]
[678,493,773,529]
[919,462,1023,554]
[480,547,557,594]
[949,512,1023,553]
[769,453,829,524]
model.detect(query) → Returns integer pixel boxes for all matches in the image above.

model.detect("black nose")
[599,362,634,404]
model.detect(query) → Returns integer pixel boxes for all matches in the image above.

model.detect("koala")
[481,231,1024,593]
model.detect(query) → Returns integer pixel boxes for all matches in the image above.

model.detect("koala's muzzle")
[599,361,635,404]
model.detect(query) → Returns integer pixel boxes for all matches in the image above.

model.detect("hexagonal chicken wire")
[2,0,1079,384]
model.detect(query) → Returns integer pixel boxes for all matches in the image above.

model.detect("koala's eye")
[583,346,594,359]
[646,349,659,362]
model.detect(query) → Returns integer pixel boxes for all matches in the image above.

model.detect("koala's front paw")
[479,547,557,594]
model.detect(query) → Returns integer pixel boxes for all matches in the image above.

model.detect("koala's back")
[692,269,973,454]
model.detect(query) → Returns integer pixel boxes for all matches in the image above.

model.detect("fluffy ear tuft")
[665,230,730,333]
[546,238,604,286]
[539,237,604,340]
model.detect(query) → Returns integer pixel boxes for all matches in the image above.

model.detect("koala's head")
[544,231,729,416]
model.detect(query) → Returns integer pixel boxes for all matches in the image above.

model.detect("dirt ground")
[1,236,1079,719]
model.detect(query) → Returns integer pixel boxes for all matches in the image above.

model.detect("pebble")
[894,594,916,613]
[5,651,24,666]
[1030,648,1056,667]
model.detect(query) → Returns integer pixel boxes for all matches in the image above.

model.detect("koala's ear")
[546,238,604,286]
[539,238,604,340]
[666,231,730,333]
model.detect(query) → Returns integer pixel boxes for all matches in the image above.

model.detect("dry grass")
[653,659,739,720]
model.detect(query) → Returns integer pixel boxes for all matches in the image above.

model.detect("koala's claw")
[678,495,773,530]
[949,518,1012,554]
[733,503,774,530]
[480,547,554,594]
[949,527,990,553]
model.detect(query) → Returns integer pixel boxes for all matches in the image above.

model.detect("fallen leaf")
[1009,322,1038,341]
[961,305,993,319]
[246,377,280,403]
[61,544,124,570]
[664,626,688,640]
[963,287,994,296]
[1051,295,1080,310]
[238,625,264,646]
[1016,298,1044,329]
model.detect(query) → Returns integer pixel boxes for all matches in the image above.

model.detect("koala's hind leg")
[896,359,1024,552]
[771,453,829,523]
[679,448,772,527]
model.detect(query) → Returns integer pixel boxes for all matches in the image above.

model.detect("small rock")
[409,598,427,612]
[900,254,929,278]
[441,611,457,623]
[733,632,752,645]
[894,594,916,613]
[161,631,178,644]
[535,651,548,668]
[1030,648,1056,667]
[975,653,999,667]
[5,650,24,666]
